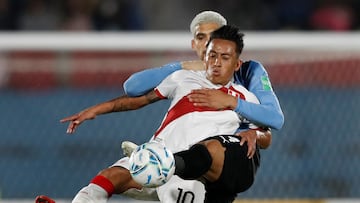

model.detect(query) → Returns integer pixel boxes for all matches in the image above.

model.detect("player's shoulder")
[241,60,268,76]
[169,69,187,78]
[172,69,202,76]
[243,60,265,70]
[170,69,203,80]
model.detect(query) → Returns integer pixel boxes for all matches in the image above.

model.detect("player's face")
[205,39,241,86]
[191,23,221,61]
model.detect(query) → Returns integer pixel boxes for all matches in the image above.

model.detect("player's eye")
[196,34,206,40]
[209,52,217,58]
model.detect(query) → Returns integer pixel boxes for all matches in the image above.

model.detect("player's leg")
[174,143,214,180]
[121,141,138,157]
[204,135,260,203]
[174,140,227,182]
[173,141,228,202]
[156,175,205,203]
[72,157,144,203]
[122,146,204,202]
[173,135,259,203]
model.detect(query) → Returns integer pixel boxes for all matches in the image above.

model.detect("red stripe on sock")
[91,175,115,197]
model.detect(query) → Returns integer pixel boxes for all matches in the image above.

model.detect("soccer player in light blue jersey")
[36,11,284,203]
[124,11,283,135]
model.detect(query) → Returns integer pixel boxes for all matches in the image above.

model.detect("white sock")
[72,183,109,203]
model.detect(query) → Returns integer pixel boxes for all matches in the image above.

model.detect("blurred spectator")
[0,0,358,31]
[60,0,96,31]
[274,0,315,30]
[310,3,354,31]
[0,0,11,29]
[92,0,145,30]
[18,0,60,30]
[0,0,25,30]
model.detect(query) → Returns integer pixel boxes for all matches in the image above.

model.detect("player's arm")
[237,127,271,158]
[123,61,205,97]
[234,61,284,130]
[239,128,271,149]
[187,62,284,130]
[60,91,160,134]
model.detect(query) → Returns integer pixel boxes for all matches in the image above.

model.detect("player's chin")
[210,78,224,85]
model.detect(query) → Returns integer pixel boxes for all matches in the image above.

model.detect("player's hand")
[187,89,237,110]
[236,129,257,159]
[60,110,96,134]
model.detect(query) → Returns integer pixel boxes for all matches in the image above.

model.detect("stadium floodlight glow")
[0,31,359,51]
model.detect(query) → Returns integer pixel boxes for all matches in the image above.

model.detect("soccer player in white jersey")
[120,10,283,201]
[56,25,276,203]
[36,11,283,203]
[123,11,283,132]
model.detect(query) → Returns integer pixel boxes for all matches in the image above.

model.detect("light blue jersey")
[123,60,284,130]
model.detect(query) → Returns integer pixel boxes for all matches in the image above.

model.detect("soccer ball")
[129,141,175,187]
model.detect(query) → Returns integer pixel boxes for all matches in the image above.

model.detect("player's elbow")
[271,111,284,130]
[123,76,145,97]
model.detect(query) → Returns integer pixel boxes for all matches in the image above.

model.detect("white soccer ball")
[129,141,175,187]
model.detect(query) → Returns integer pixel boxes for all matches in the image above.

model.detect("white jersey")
[151,69,259,153]
[114,69,259,203]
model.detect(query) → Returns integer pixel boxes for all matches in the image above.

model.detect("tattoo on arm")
[112,91,160,112]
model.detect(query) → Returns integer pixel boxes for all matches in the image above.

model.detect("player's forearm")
[237,60,284,130]
[235,93,284,130]
[123,62,182,96]
[112,91,161,112]
[84,95,148,117]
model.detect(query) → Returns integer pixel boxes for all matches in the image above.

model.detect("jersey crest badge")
[261,76,272,91]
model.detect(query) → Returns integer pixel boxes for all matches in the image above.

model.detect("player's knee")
[98,166,122,179]
[174,144,212,180]
[98,166,142,193]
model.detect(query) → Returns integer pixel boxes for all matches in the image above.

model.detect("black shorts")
[203,135,260,202]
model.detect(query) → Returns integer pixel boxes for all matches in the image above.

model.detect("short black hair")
[208,25,244,56]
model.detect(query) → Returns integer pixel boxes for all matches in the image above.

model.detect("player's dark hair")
[208,25,244,56]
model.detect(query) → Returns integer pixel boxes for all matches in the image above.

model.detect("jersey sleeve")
[234,60,284,130]
[154,70,185,99]
[123,62,182,97]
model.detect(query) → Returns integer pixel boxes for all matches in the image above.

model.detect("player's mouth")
[211,69,221,76]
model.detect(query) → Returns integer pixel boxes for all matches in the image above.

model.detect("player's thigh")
[157,175,205,203]
[201,139,225,182]
[204,135,258,194]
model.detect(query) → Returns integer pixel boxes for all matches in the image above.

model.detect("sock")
[90,175,115,197]
[71,175,114,203]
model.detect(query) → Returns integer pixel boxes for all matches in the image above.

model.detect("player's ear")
[235,59,243,71]
[191,39,196,50]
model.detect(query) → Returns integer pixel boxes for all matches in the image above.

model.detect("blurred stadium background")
[0,0,359,203]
